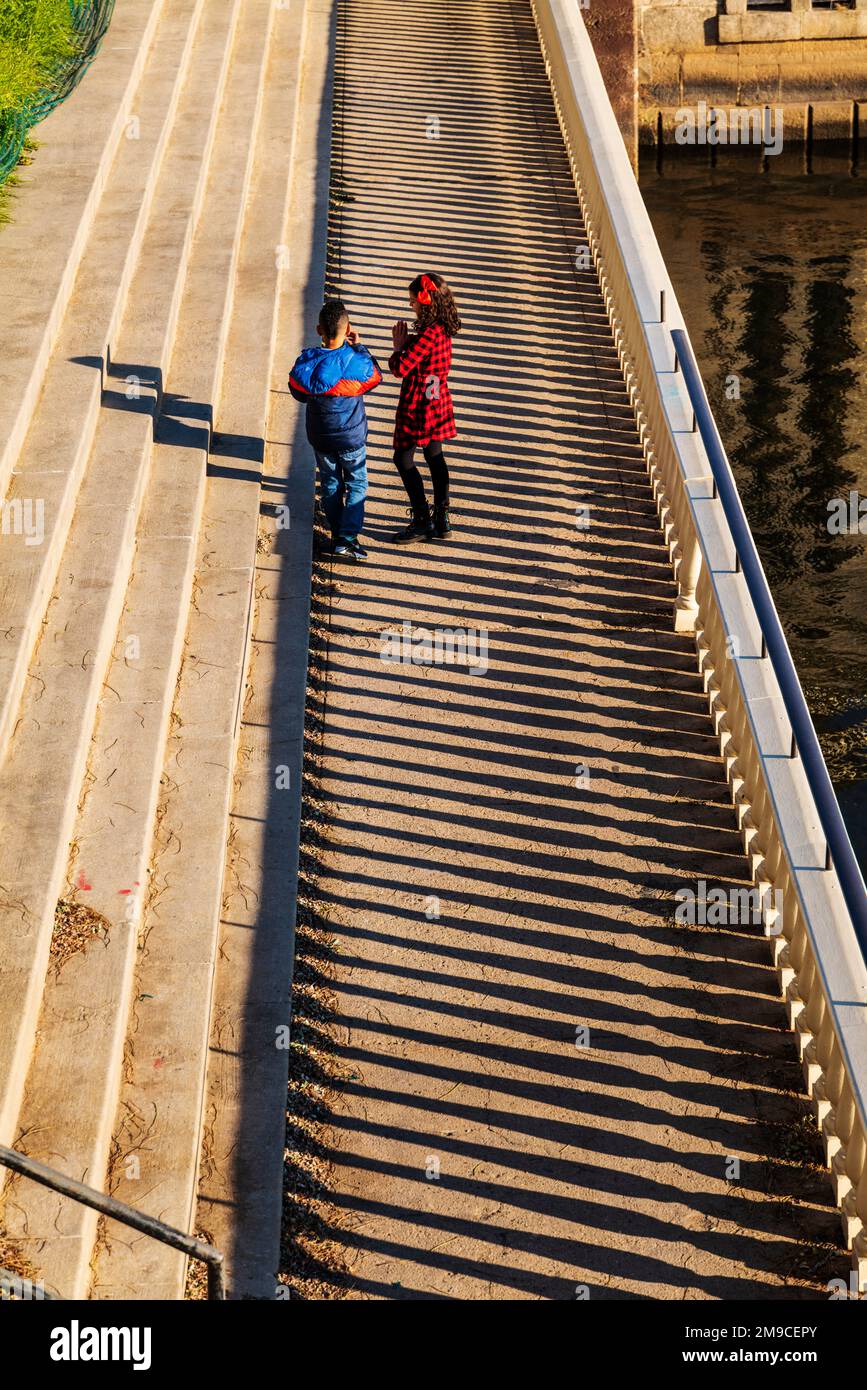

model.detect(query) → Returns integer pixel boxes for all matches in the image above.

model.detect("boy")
[289,299,382,560]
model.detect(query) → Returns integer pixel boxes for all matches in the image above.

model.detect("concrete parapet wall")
[639,1,867,116]
[641,0,718,55]
[720,1,867,46]
[535,0,867,1292]
[640,98,863,145]
[642,0,867,50]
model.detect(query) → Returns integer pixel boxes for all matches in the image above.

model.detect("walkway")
[294,0,845,1299]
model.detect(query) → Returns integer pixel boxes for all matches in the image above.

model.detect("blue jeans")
[314,444,367,541]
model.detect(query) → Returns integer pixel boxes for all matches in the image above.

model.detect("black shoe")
[393,508,433,544]
[432,503,452,539]
[334,537,368,562]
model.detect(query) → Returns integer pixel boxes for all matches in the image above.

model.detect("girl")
[389,271,461,542]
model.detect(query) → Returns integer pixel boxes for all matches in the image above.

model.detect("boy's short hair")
[319,298,349,340]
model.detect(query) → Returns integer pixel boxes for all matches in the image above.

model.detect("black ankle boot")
[393,507,433,544]
[432,502,451,539]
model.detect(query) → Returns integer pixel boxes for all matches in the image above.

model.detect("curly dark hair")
[409,272,461,337]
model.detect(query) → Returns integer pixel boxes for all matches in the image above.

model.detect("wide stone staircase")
[0,0,311,1299]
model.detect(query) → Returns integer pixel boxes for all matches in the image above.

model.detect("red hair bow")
[417,274,437,305]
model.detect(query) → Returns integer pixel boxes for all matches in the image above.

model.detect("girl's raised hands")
[392,319,409,351]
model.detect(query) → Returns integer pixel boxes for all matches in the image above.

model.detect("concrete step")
[0,0,169,498]
[0,0,244,1188]
[1,0,279,1302]
[188,0,331,1300]
[91,0,313,1301]
[0,0,208,761]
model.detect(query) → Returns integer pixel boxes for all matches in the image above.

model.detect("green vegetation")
[0,0,75,212]
[0,2,119,220]
[0,1,75,135]
[0,135,35,224]
[0,1,115,198]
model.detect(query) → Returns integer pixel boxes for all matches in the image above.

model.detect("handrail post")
[0,1144,225,1300]
[532,0,867,1283]
[671,327,867,956]
[673,532,701,633]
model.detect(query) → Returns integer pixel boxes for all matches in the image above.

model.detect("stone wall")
[640,0,717,57]
[637,0,867,141]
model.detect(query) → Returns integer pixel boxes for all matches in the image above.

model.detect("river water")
[640,148,867,869]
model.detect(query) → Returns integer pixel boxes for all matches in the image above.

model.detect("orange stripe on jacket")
[291,367,382,399]
[325,366,383,397]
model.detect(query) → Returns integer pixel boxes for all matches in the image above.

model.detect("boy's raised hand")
[345,326,360,345]
[392,319,408,351]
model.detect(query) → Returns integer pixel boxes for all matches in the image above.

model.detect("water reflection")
[640,150,867,866]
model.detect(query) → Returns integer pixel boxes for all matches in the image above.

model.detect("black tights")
[394,443,449,514]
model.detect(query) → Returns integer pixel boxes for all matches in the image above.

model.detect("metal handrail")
[672,328,867,957]
[532,0,867,1278]
[0,1144,224,1299]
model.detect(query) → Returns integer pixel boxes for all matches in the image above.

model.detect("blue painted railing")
[673,327,867,958]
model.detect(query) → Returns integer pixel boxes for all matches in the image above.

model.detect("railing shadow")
[256,0,849,1301]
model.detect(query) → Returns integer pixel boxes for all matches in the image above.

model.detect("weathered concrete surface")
[638,1,867,115]
[301,0,847,1300]
[641,98,860,152]
[640,0,716,56]
[0,0,247,1296]
[90,0,292,1301]
[184,0,333,1302]
[641,0,867,51]
[0,0,243,1163]
[0,0,167,496]
[0,0,206,761]
[0,0,314,1302]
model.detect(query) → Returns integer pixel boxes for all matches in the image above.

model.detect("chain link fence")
[0,0,116,184]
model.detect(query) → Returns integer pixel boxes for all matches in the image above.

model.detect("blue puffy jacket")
[289,342,382,453]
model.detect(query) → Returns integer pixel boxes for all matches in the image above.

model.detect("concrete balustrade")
[532,0,867,1289]
[719,0,867,43]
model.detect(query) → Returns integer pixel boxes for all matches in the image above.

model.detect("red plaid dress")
[389,323,457,449]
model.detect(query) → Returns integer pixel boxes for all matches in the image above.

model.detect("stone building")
[585,1,867,160]
[639,0,867,143]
